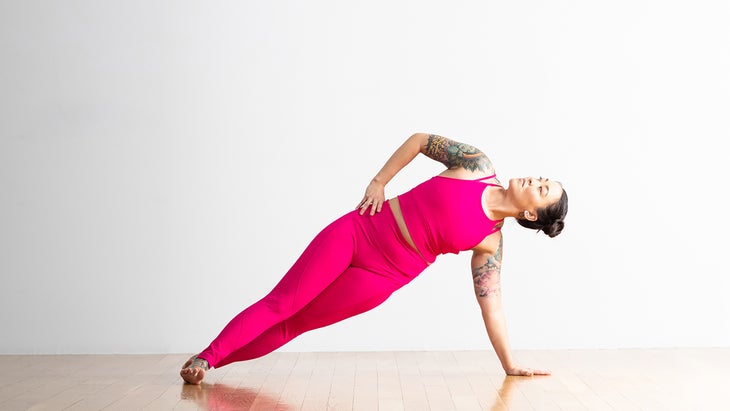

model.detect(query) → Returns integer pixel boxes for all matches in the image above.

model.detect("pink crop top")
[397,174,503,263]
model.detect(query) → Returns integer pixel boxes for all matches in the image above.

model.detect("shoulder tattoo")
[472,236,503,299]
[425,134,493,172]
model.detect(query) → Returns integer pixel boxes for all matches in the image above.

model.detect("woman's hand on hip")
[358,180,385,216]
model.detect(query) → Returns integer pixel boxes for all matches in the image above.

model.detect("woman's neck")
[485,186,519,221]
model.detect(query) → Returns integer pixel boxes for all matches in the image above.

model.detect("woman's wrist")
[501,357,516,372]
[371,176,387,186]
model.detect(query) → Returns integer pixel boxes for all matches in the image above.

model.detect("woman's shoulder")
[422,134,496,175]
[437,168,498,181]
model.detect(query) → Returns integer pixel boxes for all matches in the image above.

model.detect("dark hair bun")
[543,220,565,238]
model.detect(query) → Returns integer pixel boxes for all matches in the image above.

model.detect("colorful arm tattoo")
[424,134,493,172]
[472,236,503,299]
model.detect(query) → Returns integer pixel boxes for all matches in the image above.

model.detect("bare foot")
[180,355,210,385]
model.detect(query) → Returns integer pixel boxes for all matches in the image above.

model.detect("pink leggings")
[198,203,428,368]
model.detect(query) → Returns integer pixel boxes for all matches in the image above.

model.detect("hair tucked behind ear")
[517,189,568,238]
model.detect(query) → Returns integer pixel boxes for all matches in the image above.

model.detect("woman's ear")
[522,209,538,221]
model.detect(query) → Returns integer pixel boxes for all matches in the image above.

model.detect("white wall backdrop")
[1,0,728,354]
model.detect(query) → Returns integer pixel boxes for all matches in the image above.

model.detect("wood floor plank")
[142,384,185,410]
[465,372,503,410]
[1,349,730,410]
[492,376,537,411]
[326,353,355,411]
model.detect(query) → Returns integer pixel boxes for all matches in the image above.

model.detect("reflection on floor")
[1,348,729,410]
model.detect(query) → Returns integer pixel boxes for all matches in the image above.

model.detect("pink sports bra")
[397,174,504,263]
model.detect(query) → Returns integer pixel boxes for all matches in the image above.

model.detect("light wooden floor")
[1,349,728,410]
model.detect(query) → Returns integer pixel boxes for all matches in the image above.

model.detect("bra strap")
[473,174,496,181]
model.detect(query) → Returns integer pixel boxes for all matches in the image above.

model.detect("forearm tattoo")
[472,237,503,299]
[425,134,493,172]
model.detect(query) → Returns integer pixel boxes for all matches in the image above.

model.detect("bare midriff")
[388,197,431,264]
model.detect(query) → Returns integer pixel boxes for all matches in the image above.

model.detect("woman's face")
[508,176,563,211]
